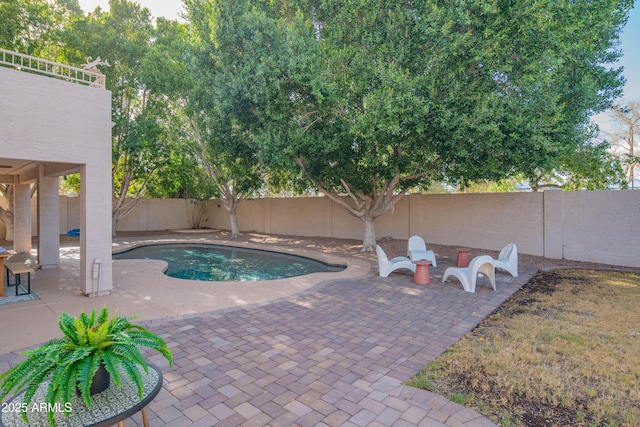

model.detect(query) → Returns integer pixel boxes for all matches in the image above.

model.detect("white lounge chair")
[406,235,437,267]
[493,243,518,277]
[442,255,496,293]
[376,245,416,278]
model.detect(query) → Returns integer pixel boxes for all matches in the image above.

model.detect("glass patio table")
[0,365,162,427]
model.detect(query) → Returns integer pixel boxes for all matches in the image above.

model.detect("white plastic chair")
[493,243,518,277]
[442,255,496,292]
[376,245,416,278]
[406,235,437,267]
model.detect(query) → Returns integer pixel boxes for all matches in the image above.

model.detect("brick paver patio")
[89,265,534,426]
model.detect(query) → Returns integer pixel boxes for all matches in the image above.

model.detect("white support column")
[12,177,32,254]
[36,166,60,269]
[80,164,113,296]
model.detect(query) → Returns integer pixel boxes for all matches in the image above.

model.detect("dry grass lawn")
[407,269,640,427]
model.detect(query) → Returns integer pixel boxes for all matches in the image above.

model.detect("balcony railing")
[0,48,106,89]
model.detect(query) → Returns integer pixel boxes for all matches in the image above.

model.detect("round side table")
[413,260,432,285]
[456,248,471,267]
[0,365,163,427]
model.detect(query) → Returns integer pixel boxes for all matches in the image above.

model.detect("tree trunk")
[361,217,376,252]
[0,209,13,241]
[1,185,15,241]
[112,215,118,237]
[112,197,139,237]
[221,192,242,238]
[229,209,240,238]
[293,158,420,251]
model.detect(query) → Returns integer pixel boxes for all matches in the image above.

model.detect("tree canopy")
[0,0,633,247]
[189,0,632,250]
[184,0,293,236]
[61,1,201,234]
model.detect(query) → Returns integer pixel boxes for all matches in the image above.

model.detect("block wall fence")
[1,190,638,267]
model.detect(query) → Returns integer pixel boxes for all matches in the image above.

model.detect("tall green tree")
[64,1,185,234]
[184,0,275,237]
[137,17,218,202]
[0,0,83,57]
[192,0,631,250]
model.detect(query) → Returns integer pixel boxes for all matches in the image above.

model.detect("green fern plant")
[0,307,172,426]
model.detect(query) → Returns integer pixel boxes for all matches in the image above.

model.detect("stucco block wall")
[242,199,270,234]
[268,197,332,237]
[65,196,81,234]
[543,191,564,259]
[112,191,640,267]
[326,199,365,240]
[13,190,640,268]
[220,196,410,241]
[204,201,231,230]
[117,198,193,231]
[200,192,639,267]
[559,190,640,266]
[408,193,545,256]
[368,197,410,240]
[10,191,640,267]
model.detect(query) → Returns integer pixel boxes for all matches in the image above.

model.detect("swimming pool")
[112,244,346,282]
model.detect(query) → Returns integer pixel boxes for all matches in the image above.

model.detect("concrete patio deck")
[0,233,537,426]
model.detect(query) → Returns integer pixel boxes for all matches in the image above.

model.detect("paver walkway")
[0,240,535,427]
[103,266,533,426]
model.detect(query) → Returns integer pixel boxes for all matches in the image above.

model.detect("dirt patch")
[407,269,640,426]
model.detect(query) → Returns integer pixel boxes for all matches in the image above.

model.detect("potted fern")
[0,307,172,426]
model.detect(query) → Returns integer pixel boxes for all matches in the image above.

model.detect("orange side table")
[413,260,432,285]
[456,248,471,267]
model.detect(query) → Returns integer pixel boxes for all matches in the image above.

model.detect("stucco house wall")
[0,65,113,295]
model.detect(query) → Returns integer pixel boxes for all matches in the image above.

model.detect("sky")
[616,4,640,101]
[78,0,187,22]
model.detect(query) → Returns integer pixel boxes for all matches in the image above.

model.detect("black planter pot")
[76,364,111,397]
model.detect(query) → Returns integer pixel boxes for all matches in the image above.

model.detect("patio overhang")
[0,159,81,183]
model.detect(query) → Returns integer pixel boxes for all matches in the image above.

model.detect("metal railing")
[0,48,106,89]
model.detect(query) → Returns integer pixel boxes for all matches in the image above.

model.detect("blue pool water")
[113,244,346,282]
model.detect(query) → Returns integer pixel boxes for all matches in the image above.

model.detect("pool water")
[113,244,346,282]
